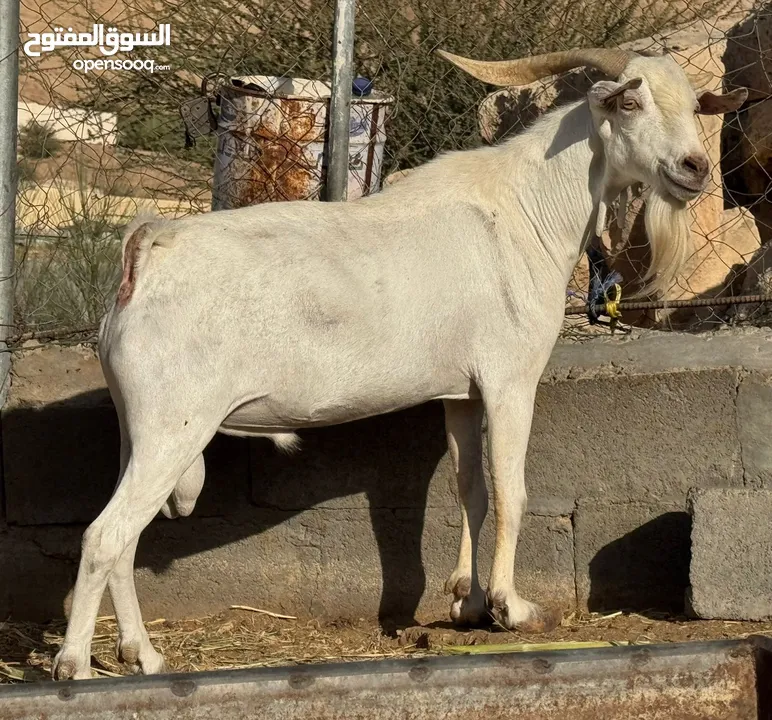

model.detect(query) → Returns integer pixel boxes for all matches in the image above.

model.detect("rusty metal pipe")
[2,636,771,719]
[565,293,772,316]
[325,0,356,201]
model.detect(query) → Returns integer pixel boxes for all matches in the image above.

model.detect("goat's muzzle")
[659,154,709,202]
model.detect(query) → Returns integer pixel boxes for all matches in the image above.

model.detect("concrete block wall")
[2,328,772,624]
[688,488,772,620]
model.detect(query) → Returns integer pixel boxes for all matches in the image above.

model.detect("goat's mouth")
[659,167,705,202]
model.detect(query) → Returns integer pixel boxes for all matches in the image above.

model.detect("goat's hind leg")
[108,537,166,675]
[109,453,204,674]
[443,399,488,626]
[52,443,204,681]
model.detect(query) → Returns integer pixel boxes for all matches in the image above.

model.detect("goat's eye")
[622,98,638,111]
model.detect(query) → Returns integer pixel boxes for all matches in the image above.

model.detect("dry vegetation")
[15,0,753,336]
[2,608,772,684]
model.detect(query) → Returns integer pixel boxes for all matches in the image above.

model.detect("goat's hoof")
[117,639,140,666]
[52,649,93,681]
[446,574,488,627]
[140,649,168,675]
[515,605,563,634]
[451,590,488,628]
[451,597,489,627]
[444,574,471,598]
[487,590,562,634]
[116,639,167,675]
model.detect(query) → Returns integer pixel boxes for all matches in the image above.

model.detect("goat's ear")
[588,77,643,111]
[696,87,748,115]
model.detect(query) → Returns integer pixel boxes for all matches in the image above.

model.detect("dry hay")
[0,608,422,683]
[3,608,772,684]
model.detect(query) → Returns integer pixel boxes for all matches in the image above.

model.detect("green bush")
[14,165,125,331]
[17,120,61,159]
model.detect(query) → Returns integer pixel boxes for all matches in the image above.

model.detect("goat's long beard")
[639,189,693,299]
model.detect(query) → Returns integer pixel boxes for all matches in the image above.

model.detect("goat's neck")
[497,100,607,288]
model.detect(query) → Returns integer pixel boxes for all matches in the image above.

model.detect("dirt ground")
[2,608,772,684]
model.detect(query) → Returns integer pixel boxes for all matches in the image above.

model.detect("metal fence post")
[0,0,19,404]
[325,0,355,202]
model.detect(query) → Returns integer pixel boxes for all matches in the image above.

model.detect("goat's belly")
[219,381,479,435]
[219,398,415,432]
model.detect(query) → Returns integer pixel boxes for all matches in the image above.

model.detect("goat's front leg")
[483,385,562,633]
[443,399,488,626]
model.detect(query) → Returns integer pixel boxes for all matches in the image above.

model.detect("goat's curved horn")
[436,48,634,87]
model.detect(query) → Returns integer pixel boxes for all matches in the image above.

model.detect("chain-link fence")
[11,0,772,344]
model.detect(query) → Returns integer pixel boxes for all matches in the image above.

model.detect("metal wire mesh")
[12,0,772,342]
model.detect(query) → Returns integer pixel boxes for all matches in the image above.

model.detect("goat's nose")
[682,153,709,182]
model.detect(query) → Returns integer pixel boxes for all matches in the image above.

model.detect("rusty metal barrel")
[212,75,392,209]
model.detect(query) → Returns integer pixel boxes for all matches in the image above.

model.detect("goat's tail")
[116,213,177,309]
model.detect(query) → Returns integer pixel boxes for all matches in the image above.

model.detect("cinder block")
[508,513,576,613]
[132,510,322,620]
[688,488,772,620]
[3,398,118,525]
[528,369,742,504]
[574,502,691,612]
[137,507,574,622]
[3,345,251,525]
[129,507,575,623]
[251,400,574,518]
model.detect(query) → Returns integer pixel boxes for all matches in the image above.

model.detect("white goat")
[52,48,746,679]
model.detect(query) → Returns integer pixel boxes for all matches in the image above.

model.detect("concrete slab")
[0,508,575,624]
[737,373,772,487]
[3,404,251,524]
[544,326,772,379]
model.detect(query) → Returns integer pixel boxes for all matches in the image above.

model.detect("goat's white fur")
[52,53,740,679]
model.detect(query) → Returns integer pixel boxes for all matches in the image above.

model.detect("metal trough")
[2,636,772,719]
